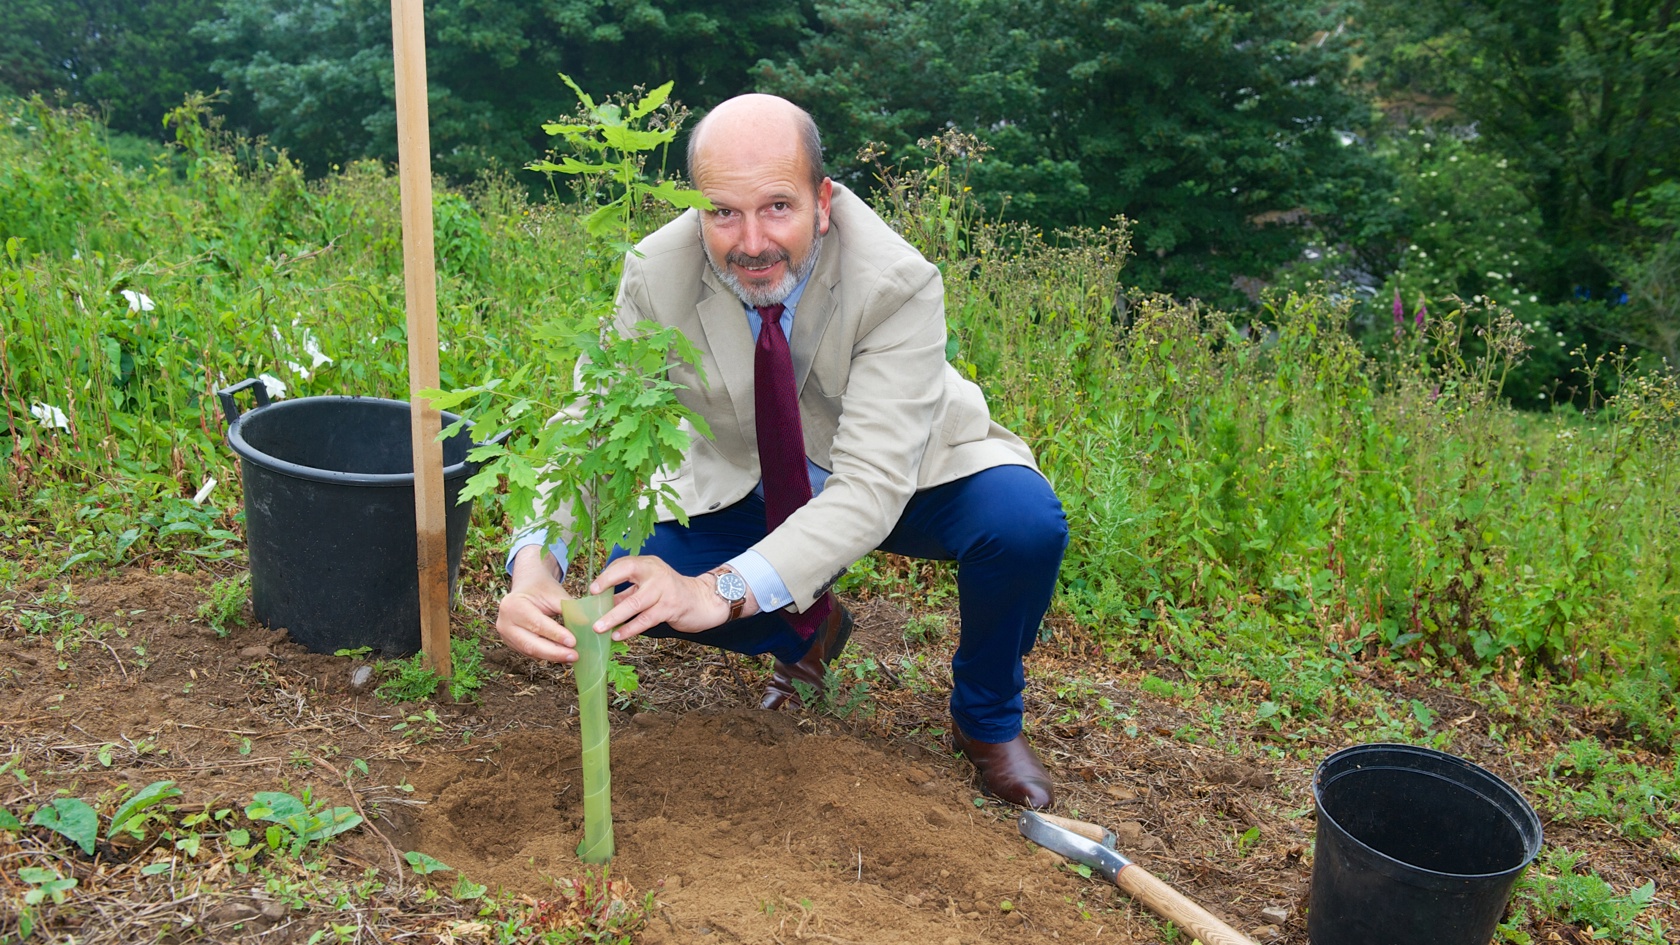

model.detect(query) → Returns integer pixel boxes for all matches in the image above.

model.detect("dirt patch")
[393,709,1091,943]
[3,566,1675,944]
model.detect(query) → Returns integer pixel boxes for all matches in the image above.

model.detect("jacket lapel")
[695,268,758,441]
[789,233,842,396]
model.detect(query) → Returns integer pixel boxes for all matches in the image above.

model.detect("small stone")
[258,900,287,920]
[1252,926,1283,941]
[1261,906,1290,925]
[348,664,375,692]
[904,895,922,907]
[663,875,682,892]
[238,645,270,660]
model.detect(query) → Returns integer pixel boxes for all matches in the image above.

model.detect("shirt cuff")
[729,549,793,612]
[506,527,569,581]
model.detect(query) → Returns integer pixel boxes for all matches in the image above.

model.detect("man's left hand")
[587,556,757,641]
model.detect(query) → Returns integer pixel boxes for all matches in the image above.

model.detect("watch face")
[716,571,748,602]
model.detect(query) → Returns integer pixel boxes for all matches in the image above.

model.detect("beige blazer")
[569,183,1038,612]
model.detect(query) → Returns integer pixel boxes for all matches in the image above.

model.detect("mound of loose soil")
[395,709,1090,943]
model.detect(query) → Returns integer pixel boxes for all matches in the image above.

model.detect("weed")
[903,612,947,645]
[375,634,487,703]
[1502,849,1665,944]
[197,573,248,637]
[1537,739,1679,841]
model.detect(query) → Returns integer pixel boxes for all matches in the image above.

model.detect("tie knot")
[756,303,786,323]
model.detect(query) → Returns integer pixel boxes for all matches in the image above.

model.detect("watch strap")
[706,566,746,622]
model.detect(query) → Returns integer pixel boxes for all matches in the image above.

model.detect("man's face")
[695,144,832,308]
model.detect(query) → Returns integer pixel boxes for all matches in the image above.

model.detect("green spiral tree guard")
[563,590,616,863]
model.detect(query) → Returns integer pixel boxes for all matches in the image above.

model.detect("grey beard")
[704,227,825,308]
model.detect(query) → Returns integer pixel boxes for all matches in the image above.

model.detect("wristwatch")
[706,566,748,621]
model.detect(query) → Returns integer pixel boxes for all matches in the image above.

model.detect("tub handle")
[216,378,273,426]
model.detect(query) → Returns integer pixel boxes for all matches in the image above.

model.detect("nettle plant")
[428,78,709,864]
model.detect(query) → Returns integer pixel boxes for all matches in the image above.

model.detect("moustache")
[727,248,790,270]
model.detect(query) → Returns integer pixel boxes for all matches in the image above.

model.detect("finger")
[594,584,664,638]
[507,629,578,664]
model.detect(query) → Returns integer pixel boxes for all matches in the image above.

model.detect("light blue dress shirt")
[507,273,829,615]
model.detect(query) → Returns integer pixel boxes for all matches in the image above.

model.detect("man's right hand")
[496,545,580,663]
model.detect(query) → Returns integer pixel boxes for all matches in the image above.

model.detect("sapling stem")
[563,590,615,863]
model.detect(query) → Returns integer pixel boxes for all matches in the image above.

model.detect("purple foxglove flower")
[1393,288,1404,328]
[1415,299,1427,328]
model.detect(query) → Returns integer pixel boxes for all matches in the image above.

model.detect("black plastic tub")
[1309,743,1543,945]
[220,380,493,657]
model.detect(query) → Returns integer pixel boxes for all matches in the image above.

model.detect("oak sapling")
[426,77,711,863]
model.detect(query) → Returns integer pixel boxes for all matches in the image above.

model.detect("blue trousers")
[611,464,1069,742]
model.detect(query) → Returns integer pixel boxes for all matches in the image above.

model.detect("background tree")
[761,0,1391,306]
[196,0,810,178]
[1359,0,1680,305]
[0,0,222,139]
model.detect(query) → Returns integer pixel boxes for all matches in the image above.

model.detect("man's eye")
[772,202,790,212]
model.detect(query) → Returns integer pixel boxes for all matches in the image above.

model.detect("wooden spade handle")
[1114,863,1257,945]
[1036,813,1112,845]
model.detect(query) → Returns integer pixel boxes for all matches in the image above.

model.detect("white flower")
[193,477,218,504]
[259,373,287,398]
[1486,272,1503,280]
[302,331,333,369]
[286,360,311,379]
[30,402,69,430]
[121,289,155,312]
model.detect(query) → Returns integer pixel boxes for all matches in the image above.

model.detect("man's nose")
[739,216,770,256]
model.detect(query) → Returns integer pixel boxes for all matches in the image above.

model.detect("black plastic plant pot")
[1308,743,1543,945]
[219,380,496,657]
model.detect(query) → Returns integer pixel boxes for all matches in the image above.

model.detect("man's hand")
[496,546,580,663]
[588,555,759,641]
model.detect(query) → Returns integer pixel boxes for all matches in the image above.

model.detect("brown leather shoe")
[952,723,1056,808]
[760,603,853,710]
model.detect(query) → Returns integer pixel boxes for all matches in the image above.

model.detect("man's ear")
[816,177,834,235]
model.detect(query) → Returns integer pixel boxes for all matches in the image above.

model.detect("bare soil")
[1,565,1674,943]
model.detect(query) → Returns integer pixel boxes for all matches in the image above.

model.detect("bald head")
[687,94,824,194]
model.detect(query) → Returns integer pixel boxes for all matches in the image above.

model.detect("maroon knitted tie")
[755,304,833,639]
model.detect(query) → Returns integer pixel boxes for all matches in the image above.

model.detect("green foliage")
[403,851,452,876]
[869,143,1679,713]
[29,797,98,855]
[1502,849,1665,945]
[197,573,249,638]
[244,790,362,853]
[429,77,711,587]
[764,0,1389,305]
[0,95,588,542]
[1361,0,1680,305]
[0,0,221,138]
[192,0,809,180]
[376,635,488,704]
[1538,739,1679,841]
[107,781,184,841]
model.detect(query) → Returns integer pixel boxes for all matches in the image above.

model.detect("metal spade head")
[1018,811,1133,884]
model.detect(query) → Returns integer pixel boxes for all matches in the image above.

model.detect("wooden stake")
[390,0,450,678]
